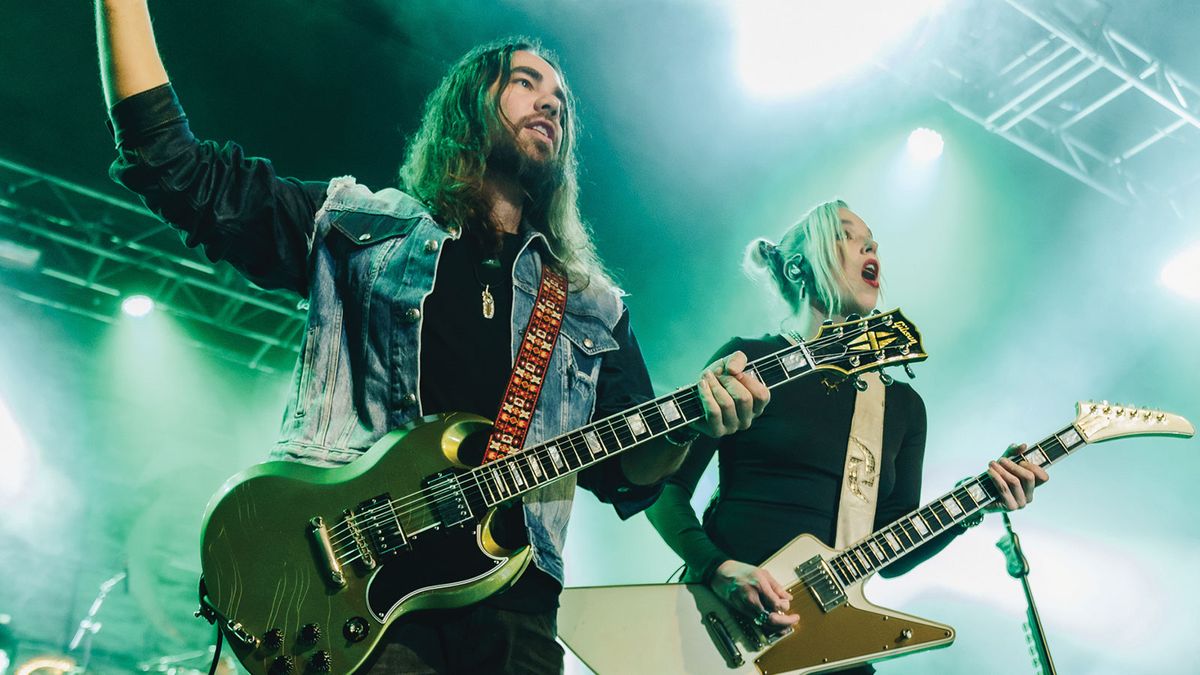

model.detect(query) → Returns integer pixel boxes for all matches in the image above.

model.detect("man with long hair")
[96,1,768,672]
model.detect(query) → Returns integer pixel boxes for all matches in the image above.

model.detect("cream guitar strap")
[782,331,886,547]
[834,370,886,548]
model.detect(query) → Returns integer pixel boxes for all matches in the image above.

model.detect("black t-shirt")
[419,230,656,611]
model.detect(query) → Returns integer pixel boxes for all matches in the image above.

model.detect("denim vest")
[268,177,624,583]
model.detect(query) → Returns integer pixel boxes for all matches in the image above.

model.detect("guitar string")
[333,358,950,562]
[757,443,1069,589]
[323,323,904,554]
[326,352,797,556]
[326,323,906,557]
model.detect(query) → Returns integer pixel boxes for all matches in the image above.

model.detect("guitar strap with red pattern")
[482,264,569,464]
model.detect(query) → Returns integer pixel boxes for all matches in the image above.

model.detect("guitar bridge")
[796,556,846,612]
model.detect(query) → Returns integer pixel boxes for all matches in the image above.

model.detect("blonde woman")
[647,200,1046,671]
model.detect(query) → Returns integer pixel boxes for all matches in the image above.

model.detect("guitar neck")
[827,424,1086,587]
[465,338,827,507]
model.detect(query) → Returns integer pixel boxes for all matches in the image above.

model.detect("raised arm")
[96,0,169,107]
[94,1,328,296]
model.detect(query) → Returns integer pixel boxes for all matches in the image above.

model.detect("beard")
[487,123,565,207]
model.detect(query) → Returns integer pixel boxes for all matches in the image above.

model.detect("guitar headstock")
[807,308,927,378]
[1073,401,1195,444]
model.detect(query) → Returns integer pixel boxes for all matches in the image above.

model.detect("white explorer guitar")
[558,402,1193,675]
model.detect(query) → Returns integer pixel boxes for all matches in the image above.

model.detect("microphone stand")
[67,570,127,672]
[995,513,1057,675]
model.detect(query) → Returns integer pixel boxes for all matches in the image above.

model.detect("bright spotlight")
[907,127,944,161]
[735,0,947,98]
[0,398,31,499]
[1161,242,1200,300]
[121,294,154,317]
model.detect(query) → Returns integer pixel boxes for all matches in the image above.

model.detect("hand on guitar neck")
[708,559,801,630]
[983,443,1050,513]
[704,443,1047,636]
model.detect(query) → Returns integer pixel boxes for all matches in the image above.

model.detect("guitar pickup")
[796,556,846,612]
[350,494,408,562]
[704,612,744,668]
[422,470,473,528]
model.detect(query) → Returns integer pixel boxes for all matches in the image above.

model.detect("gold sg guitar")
[198,310,927,675]
[557,402,1193,675]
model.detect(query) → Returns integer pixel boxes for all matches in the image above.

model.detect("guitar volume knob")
[269,655,295,675]
[309,650,333,672]
[263,627,284,650]
[299,622,322,645]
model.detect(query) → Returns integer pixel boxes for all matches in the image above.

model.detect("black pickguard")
[364,524,502,622]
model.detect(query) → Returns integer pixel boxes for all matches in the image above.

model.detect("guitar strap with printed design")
[482,264,569,464]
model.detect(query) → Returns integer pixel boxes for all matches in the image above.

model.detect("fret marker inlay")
[884,532,901,552]
[1058,428,1082,447]
[868,541,885,561]
[548,445,564,468]
[781,351,807,372]
[911,515,929,536]
[1025,448,1048,466]
[942,497,962,518]
[966,482,987,503]
[584,431,603,456]
[659,400,682,423]
[626,413,647,435]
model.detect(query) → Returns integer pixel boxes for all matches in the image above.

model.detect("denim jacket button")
[424,239,439,253]
[583,338,594,349]
[358,233,372,242]
[405,308,421,323]
[401,393,417,406]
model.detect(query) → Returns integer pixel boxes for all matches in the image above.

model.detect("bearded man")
[96,2,769,672]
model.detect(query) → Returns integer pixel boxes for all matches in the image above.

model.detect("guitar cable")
[668,562,686,583]
[195,578,225,675]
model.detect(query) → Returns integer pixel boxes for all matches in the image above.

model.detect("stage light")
[1160,242,1200,300]
[907,127,944,161]
[121,294,154,317]
[14,656,74,675]
[0,399,30,500]
[734,0,947,98]
[0,239,41,271]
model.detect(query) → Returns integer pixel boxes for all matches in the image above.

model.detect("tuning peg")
[903,364,916,379]
[879,372,894,386]
[852,377,868,392]
[846,313,861,322]
[821,319,833,326]
[870,309,881,315]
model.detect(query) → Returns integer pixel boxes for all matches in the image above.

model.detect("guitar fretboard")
[826,425,1086,587]
[464,340,823,507]
[457,316,920,509]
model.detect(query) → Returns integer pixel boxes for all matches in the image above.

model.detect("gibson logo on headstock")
[891,320,918,347]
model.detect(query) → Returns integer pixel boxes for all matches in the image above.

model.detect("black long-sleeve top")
[647,335,961,584]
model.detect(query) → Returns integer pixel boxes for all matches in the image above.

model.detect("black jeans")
[359,605,563,674]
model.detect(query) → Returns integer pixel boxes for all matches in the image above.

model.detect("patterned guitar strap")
[834,371,886,549]
[482,264,569,464]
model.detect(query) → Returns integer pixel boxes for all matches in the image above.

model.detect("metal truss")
[0,157,304,374]
[904,0,1200,216]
